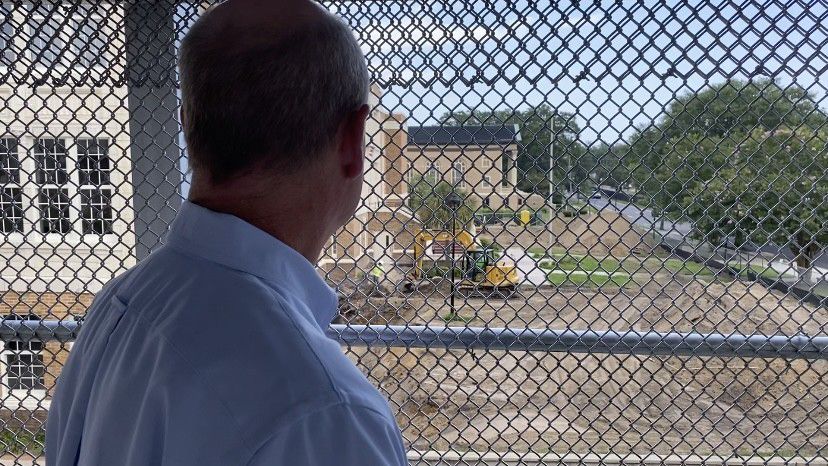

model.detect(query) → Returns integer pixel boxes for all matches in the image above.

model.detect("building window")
[482,175,492,189]
[452,161,465,188]
[71,13,108,67]
[38,188,71,234]
[6,350,45,390]
[80,188,113,234]
[0,6,15,65]
[3,315,45,391]
[1,188,23,233]
[28,7,66,68]
[35,138,71,234]
[483,197,490,207]
[35,139,68,185]
[78,139,111,185]
[0,138,19,184]
[78,139,114,235]
[0,138,23,233]
[501,151,511,187]
[406,161,415,183]
[426,162,440,182]
[481,157,492,169]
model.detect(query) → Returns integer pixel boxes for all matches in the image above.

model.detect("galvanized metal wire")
[0,0,826,464]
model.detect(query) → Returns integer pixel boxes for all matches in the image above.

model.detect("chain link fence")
[0,0,826,464]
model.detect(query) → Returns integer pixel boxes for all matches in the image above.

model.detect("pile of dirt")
[340,275,827,455]
[551,211,656,257]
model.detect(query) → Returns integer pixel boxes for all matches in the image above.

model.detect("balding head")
[179,0,370,184]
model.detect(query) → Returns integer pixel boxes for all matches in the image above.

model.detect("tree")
[679,128,827,268]
[625,79,827,205]
[407,175,475,230]
[440,105,586,195]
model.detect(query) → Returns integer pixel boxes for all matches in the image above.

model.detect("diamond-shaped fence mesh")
[0,0,826,464]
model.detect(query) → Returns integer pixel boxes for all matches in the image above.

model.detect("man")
[46,0,408,464]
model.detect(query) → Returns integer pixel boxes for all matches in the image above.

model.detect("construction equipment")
[407,229,520,297]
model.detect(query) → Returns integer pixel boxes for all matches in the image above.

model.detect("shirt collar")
[164,201,338,328]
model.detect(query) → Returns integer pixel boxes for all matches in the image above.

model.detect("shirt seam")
[244,400,397,465]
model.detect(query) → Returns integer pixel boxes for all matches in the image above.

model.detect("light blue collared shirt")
[46,202,408,466]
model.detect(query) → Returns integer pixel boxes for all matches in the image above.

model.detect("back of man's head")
[179,0,370,184]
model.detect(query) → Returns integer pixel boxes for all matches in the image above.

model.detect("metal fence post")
[125,0,183,260]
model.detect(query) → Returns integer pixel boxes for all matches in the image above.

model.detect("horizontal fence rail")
[2,321,826,360]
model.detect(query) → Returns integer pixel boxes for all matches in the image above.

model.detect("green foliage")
[407,175,474,229]
[547,270,631,287]
[662,259,715,277]
[624,79,828,205]
[442,311,472,323]
[618,79,827,268]
[440,104,588,195]
[0,428,45,455]
[685,129,827,267]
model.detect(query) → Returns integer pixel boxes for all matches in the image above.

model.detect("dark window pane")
[0,138,19,184]
[81,188,113,234]
[78,138,111,186]
[38,188,71,233]
[35,139,68,185]
[1,187,23,233]
[0,8,15,65]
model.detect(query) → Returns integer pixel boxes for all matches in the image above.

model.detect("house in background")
[404,125,545,212]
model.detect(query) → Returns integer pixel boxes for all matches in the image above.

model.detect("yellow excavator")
[407,229,520,296]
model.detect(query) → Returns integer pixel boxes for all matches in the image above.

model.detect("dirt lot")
[337,273,828,455]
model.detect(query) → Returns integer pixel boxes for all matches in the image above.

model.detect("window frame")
[34,137,73,234]
[452,161,465,188]
[77,138,115,235]
[1,315,47,410]
[0,6,16,66]
[0,137,23,234]
[26,3,109,70]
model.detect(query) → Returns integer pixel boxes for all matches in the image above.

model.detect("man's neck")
[188,181,331,263]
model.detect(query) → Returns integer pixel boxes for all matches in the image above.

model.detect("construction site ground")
[337,270,828,456]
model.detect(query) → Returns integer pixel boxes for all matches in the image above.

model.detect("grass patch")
[442,311,472,323]
[0,428,44,455]
[547,270,631,288]
[728,262,782,280]
[545,253,641,274]
[662,258,715,277]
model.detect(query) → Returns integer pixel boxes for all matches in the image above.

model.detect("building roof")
[407,125,521,146]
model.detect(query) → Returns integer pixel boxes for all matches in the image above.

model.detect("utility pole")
[548,113,555,215]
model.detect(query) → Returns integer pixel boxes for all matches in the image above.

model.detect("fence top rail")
[3,320,826,360]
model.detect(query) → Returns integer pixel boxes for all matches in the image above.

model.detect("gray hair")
[179,8,370,183]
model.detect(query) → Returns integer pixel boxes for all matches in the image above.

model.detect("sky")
[177,0,828,195]
[325,0,828,144]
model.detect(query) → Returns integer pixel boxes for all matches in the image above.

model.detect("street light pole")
[445,192,463,317]
[549,114,554,211]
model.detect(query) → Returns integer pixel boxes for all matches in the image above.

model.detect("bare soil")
[337,273,828,455]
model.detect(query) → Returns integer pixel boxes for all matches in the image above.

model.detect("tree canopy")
[440,104,588,195]
[630,79,828,266]
[407,175,475,230]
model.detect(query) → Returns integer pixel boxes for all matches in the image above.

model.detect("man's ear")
[339,103,370,179]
